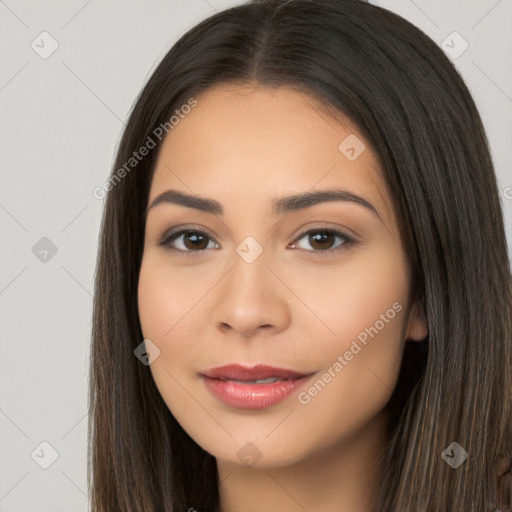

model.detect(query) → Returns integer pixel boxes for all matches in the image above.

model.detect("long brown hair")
[88,0,512,510]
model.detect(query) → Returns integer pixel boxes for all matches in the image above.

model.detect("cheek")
[137,257,191,381]
[286,243,409,351]
[138,260,172,341]
[137,255,207,342]
[137,257,206,425]
[287,304,407,462]
[137,254,212,381]
[287,246,409,429]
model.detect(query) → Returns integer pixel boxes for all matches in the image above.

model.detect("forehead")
[149,83,395,226]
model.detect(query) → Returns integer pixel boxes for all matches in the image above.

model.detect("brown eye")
[308,231,336,250]
[159,229,219,252]
[181,231,210,250]
[289,228,354,255]
[159,227,354,256]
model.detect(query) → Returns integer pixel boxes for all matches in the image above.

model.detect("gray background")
[0,0,510,510]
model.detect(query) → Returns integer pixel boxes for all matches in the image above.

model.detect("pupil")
[185,232,208,250]
[310,231,333,250]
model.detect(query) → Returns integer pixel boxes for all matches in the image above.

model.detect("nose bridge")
[211,238,290,336]
[224,240,272,305]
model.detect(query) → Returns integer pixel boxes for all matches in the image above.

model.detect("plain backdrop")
[0,1,511,510]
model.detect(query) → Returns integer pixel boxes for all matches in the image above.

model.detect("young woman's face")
[138,84,427,469]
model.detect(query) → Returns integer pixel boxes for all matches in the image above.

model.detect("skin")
[137,83,427,512]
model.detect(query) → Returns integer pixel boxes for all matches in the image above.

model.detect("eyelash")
[158,226,356,257]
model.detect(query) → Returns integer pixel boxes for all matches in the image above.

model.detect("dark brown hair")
[88,0,512,510]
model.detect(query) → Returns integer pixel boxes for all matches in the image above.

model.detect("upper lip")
[200,364,314,381]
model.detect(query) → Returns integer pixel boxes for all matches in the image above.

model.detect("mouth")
[200,363,313,381]
[199,364,316,410]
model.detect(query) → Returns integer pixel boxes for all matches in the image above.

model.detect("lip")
[201,363,312,381]
[200,364,316,410]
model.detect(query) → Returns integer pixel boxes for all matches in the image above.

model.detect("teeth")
[247,378,280,384]
[221,377,284,383]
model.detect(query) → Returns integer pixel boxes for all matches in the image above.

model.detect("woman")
[88,0,512,510]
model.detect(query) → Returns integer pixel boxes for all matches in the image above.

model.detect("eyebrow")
[145,188,382,222]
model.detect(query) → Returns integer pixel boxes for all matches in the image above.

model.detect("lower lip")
[201,375,314,410]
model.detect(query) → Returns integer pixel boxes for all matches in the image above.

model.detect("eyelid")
[290,221,358,243]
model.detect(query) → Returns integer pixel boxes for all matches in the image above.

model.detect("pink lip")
[201,363,311,381]
[200,364,316,410]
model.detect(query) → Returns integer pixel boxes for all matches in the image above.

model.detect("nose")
[211,250,291,339]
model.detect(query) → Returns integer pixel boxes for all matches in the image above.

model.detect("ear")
[404,301,428,342]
